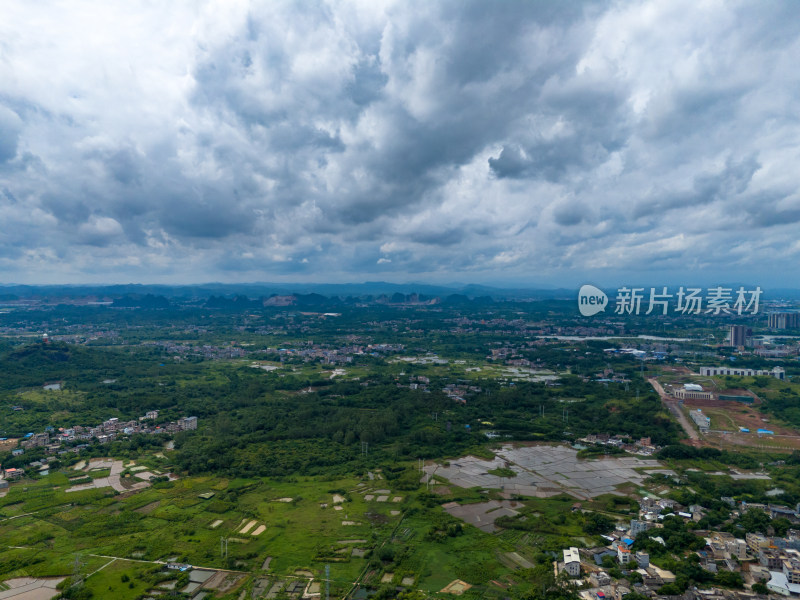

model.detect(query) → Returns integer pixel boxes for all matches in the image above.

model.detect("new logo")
[578,284,608,317]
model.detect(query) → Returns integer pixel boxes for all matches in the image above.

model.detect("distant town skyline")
[2,2,800,286]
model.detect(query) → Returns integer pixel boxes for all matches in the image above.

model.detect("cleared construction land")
[424,444,672,500]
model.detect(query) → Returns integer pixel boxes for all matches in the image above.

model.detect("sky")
[2,1,800,288]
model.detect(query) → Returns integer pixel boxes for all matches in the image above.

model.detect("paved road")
[6,546,248,575]
[648,378,699,441]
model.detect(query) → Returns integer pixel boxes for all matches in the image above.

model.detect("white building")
[699,366,785,380]
[563,547,581,577]
[674,388,713,401]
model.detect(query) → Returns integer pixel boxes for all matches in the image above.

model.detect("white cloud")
[0,0,798,285]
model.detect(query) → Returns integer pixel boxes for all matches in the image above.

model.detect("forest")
[0,340,680,478]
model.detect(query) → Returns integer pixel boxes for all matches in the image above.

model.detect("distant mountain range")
[1,282,799,302]
[0,282,576,301]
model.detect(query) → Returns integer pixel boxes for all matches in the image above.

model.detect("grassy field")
[0,448,647,599]
[0,458,537,598]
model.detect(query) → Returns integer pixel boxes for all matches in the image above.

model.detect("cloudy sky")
[2,1,800,287]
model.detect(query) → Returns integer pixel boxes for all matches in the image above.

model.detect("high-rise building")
[768,312,800,330]
[729,324,749,347]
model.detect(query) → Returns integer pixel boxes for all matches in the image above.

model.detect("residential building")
[747,532,773,553]
[783,554,800,585]
[729,325,749,348]
[729,539,748,560]
[179,416,198,431]
[630,519,650,537]
[769,312,800,330]
[3,468,24,480]
[759,548,783,570]
[563,547,581,577]
[590,572,611,587]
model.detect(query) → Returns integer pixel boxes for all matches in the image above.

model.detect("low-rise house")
[747,532,773,554]
[3,468,24,479]
[639,568,662,589]
[648,565,676,584]
[730,538,748,560]
[759,548,783,570]
[783,551,800,584]
[593,548,617,566]
[630,519,650,537]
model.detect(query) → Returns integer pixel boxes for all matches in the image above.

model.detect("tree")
[714,570,744,589]
[752,582,769,594]
[517,564,579,600]
[584,512,614,535]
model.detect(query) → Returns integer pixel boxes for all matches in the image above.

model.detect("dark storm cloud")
[1,1,799,284]
[553,201,590,227]
[103,148,143,186]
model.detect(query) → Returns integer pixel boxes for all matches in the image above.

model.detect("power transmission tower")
[72,553,85,587]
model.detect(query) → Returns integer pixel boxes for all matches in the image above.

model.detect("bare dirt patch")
[443,500,522,533]
[440,580,472,595]
[0,439,19,453]
[203,571,245,594]
[239,520,258,534]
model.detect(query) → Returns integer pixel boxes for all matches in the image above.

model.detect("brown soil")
[684,398,796,435]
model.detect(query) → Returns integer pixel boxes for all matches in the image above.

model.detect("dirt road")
[648,377,699,441]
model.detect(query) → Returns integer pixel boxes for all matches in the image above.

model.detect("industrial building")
[690,409,710,433]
